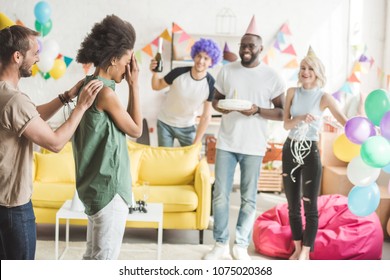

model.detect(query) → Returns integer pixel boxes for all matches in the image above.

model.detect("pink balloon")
[345,116,376,144]
[380,111,390,140]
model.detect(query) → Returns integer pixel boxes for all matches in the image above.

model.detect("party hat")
[245,15,260,36]
[306,46,317,58]
[223,42,230,53]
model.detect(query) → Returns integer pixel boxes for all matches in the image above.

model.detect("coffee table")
[55,200,163,260]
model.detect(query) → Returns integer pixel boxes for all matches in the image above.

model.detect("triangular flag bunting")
[142,44,153,57]
[340,82,353,94]
[267,47,277,59]
[352,62,362,73]
[284,58,299,68]
[172,23,183,33]
[348,73,360,83]
[377,67,383,79]
[273,40,281,51]
[16,19,25,26]
[262,55,269,65]
[151,37,159,47]
[134,50,142,64]
[387,75,390,89]
[369,57,375,68]
[282,44,297,56]
[332,91,342,102]
[359,54,368,62]
[185,38,195,53]
[178,31,191,43]
[63,56,73,67]
[276,32,285,44]
[224,42,230,52]
[160,28,172,42]
[280,23,292,35]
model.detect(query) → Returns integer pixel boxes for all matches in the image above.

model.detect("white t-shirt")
[158,67,215,128]
[215,61,285,156]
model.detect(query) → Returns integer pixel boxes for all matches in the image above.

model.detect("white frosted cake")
[218,99,252,110]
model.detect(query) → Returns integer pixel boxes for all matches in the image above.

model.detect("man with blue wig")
[150,38,222,147]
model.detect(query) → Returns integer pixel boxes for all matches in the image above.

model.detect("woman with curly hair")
[149,38,222,147]
[73,14,142,260]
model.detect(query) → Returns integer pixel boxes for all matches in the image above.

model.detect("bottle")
[153,37,163,72]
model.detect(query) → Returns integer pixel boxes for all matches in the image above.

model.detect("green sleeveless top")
[72,75,132,216]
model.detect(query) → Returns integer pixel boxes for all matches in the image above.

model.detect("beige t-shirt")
[0,81,39,207]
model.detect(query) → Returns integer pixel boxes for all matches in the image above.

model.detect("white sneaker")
[203,242,232,260]
[232,245,251,260]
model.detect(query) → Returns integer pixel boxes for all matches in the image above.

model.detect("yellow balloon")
[31,64,39,76]
[333,133,361,162]
[0,12,15,30]
[49,59,66,80]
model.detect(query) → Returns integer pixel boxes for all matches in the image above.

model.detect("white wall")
[1,0,387,144]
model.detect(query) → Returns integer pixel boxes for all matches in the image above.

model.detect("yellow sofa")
[31,141,212,243]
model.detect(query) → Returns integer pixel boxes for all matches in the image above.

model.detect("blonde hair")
[298,55,326,88]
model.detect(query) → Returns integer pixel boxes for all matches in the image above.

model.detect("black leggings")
[282,138,322,251]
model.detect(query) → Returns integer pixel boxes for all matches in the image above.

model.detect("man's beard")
[19,61,32,78]
[240,52,260,67]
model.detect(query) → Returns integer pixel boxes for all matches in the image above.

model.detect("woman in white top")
[282,47,347,260]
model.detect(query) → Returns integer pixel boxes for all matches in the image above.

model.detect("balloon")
[364,89,390,126]
[347,156,381,186]
[348,183,380,217]
[37,52,54,73]
[380,111,390,140]
[34,1,51,24]
[31,64,39,76]
[333,133,361,162]
[383,163,390,174]
[42,39,60,59]
[361,135,390,168]
[35,19,52,37]
[345,116,376,144]
[49,59,66,80]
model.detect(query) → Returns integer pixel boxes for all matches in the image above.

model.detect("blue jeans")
[213,149,262,247]
[157,120,196,147]
[0,200,36,260]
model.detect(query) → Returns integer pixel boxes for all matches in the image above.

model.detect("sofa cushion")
[132,185,198,212]
[35,153,75,183]
[128,142,201,185]
[128,148,144,185]
[32,182,75,208]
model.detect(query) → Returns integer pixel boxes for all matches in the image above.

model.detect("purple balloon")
[345,116,376,144]
[380,111,390,140]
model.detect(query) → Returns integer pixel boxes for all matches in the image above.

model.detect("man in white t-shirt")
[203,15,286,260]
[150,38,221,147]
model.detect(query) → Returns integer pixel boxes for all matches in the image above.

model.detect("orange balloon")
[333,133,361,162]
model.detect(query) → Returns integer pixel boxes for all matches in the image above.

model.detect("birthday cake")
[218,99,252,110]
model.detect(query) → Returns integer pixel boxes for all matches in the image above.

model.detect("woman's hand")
[125,52,139,87]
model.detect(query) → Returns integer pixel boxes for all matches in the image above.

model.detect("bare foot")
[298,246,310,260]
[289,249,301,260]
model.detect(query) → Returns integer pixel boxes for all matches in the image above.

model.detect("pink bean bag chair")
[253,194,383,259]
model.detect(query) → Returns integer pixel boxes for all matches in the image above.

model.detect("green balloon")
[35,19,52,37]
[361,135,390,168]
[364,89,390,126]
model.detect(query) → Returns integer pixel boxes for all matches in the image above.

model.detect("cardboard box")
[376,185,390,239]
[319,132,347,167]
[321,166,353,196]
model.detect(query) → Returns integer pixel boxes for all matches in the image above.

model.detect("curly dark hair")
[76,15,136,69]
[190,38,222,68]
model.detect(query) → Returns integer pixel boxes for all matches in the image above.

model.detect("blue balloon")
[383,163,390,173]
[348,183,380,217]
[34,1,51,24]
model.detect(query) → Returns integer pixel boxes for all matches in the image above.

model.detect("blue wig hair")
[191,38,222,68]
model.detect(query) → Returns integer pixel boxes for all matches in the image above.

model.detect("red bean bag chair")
[253,194,383,259]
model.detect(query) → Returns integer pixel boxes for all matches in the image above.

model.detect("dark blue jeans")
[0,200,36,260]
[282,138,321,251]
